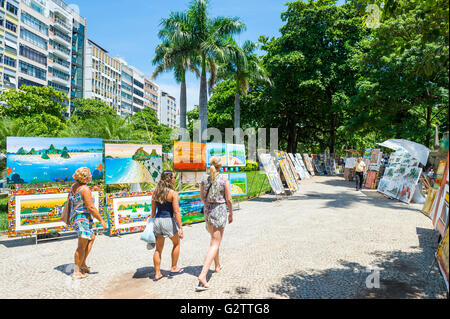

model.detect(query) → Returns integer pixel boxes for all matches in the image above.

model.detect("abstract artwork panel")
[7,137,103,184]
[206,143,227,167]
[173,141,206,171]
[106,192,153,236]
[226,144,246,167]
[8,186,105,238]
[179,191,204,225]
[105,144,162,185]
[229,173,247,197]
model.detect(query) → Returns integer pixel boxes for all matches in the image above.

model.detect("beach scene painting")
[229,173,247,197]
[108,192,153,235]
[179,191,205,224]
[226,144,246,167]
[173,141,206,171]
[6,137,103,184]
[206,143,227,167]
[105,144,162,185]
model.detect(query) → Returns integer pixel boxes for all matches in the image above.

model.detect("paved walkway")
[0,176,447,299]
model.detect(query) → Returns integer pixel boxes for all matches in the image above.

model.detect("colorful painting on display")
[179,191,204,224]
[206,143,227,167]
[6,137,103,184]
[289,153,308,180]
[259,153,284,195]
[422,189,438,217]
[377,149,422,203]
[173,141,207,171]
[436,228,449,291]
[106,192,153,236]
[369,149,383,171]
[277,152,298,192]
[105,144,162,185]
[229,173,247,197]
[345,158,357,169]
[302,154,315,176]
[226,144,246,167]
[284,153,300,181]
[295,153,311,179]
[8,186,105,238]
[365,171,378,189]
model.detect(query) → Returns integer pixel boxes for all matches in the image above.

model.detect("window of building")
[6,2,18,15]
[19,60,46,80]
[4,55,16,68]
[20,44,47,66]
[5,44,16,54]
[21,12,49,36]
[20,27,48,50]
[48,81,69,93]
[49,67,69,81]
[5,20,17,33]
[133,79,144,89]
[18,77,43,88]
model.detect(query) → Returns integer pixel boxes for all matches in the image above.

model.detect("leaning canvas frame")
[106,191,153,236]
[258,153,284,195]
[8,186,105,238]
[179,191,205,225]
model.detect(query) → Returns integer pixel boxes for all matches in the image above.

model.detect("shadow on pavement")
[269,227,446,299]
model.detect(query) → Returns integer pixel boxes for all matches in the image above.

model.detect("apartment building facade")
[116,57,146,117]
[0,0,87,115]
[144,76,159,114]
[159,91,179,129]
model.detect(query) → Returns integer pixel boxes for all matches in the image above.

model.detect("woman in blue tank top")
[151,171,184,281]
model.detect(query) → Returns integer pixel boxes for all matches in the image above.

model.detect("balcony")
[49,59,71,73]
[53,18,71,34]
[50,45,71,60]
[50,31,72,47]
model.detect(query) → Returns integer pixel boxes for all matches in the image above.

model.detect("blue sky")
[69,0,287,111]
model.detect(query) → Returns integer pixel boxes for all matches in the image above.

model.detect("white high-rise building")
[159,90,178,128]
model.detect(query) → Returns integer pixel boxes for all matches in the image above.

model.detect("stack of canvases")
[422,153,449,291]
[365,149,383,189]
[344,158,357,181]
[6,137,107,238]
[377,148,422,203]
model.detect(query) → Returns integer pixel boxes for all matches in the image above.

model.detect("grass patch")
[234,171,272,201]
[0,197,8,232]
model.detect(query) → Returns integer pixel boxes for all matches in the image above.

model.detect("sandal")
[72,272,88,280]
[195,282,210,292]
[169,268,185,276]
[81,266,91,274]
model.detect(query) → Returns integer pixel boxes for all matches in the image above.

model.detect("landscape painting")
[173,141,206,171]
[226,144,246,167]
[6,137,103,184]
[105,144,162,185]
[8,186,104,238]
[179,191,204,224]
[107,192,153,236]
[229,173,247,197]
[206,143,227,167]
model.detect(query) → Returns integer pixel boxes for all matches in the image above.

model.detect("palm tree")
[217,39,271,142]
[184,0,245,142]
[153,11,199,137]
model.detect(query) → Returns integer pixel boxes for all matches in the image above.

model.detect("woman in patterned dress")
[197,156,233,291]
[69,167,107,279]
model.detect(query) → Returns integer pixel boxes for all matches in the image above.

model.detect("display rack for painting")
[430,159,449,236]
[106,192,153,236]
[312,155,325,175]
[377,149,422,203]
[179,191,204,224]
[105,144,162,185]
[8,186,105,238]
[258,153,285,195]
[173,141,207,171]
[276,151,298,192]
[302,154,315,176]
[6,137,104,184]
[436,228,449,291]
[295,153,311,179]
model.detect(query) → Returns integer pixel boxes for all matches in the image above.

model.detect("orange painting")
[173,141,206,171]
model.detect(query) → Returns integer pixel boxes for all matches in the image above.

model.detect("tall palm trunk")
[234,90,241,144]
[199,55,208,143]
[179,70,187,141]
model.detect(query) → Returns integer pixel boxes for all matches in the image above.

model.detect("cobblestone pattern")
[0,176,447,299]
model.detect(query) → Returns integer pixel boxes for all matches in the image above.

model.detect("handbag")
[201,182,213,215]
[60,194,71,226]
[140,217,156,244]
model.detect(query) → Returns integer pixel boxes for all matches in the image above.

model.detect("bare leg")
[169,234,181,272]
[81,234,95,271]
[74,237,89,278]
[207,224,221,272]
[153,236,165,280]
[198,226,224,287]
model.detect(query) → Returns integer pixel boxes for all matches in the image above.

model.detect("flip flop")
[72,273,88,280]
[169,268,185,276]
[81,267,91,274]
[195,282,210,292]
[153,275,164,282]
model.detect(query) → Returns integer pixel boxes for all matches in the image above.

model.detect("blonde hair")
[209,156,222,182]
[153,171,175,204]
[72,167,92,184]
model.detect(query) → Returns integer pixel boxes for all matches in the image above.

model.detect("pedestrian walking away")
[151,170,184,281]
[353,157,366,191]
[69,167,108,280]
[197,156,233,291]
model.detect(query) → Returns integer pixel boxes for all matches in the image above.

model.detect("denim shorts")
[153,217,179,238]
